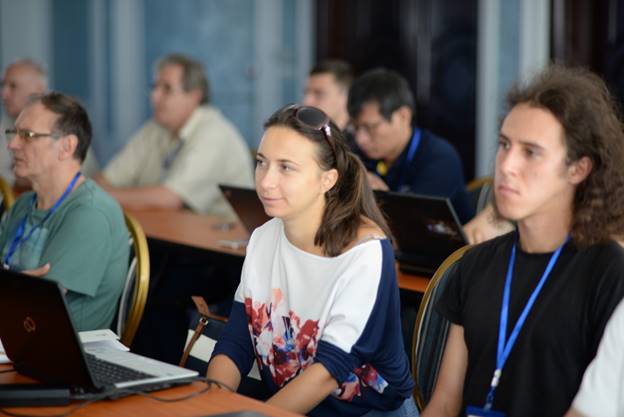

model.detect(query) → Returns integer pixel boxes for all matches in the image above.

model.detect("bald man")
[0,59,98,185]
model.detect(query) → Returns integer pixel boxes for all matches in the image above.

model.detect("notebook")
[0,268,198,394]
[219,184,271,234]
[374,191,468,276]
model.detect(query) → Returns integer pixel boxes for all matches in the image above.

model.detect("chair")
[181,309,228,374]
[0,176,15,214]
[411,244,471,410]
[181,306,268,399]
[466,176,493,215]
[116,213,150,347]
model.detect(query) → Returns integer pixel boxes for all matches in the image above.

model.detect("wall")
[0,0,312,166]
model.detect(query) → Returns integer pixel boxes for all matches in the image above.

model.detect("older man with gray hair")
[1,58,99,184]
[95,53,253,219]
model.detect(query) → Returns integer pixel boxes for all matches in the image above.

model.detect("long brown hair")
[264,105,392,256]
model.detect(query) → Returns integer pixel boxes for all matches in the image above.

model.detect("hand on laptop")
[22,263,50,278]
[366,172,389,191]
[463,204,514,244]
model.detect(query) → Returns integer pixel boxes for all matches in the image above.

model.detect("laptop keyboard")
[85,353,155,386]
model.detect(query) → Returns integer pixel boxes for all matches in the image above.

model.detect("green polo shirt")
[0,179,129,331]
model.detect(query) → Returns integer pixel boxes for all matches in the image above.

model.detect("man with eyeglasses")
[1,59,99,185]
[94,53,253,219]
[0,92,128,331]
[347,68,473,223]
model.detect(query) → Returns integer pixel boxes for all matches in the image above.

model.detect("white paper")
[0,338,10,364]
[79,329,129,351]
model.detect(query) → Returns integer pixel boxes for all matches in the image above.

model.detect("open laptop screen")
[0,269,94,387]
[375,191,467,275]
[219,184,271,234]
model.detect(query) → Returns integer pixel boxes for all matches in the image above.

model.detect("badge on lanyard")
[466,235,569,416]
[466,405,506,417]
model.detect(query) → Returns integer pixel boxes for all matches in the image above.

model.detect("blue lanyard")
[163,139,184,171]
[484,236,569,410]
[396,128,421,190]
[2,171,82,269]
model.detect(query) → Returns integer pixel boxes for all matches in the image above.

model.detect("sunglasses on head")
[291,105,337,158]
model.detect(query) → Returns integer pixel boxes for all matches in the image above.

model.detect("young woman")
[422,65,624,417]
[207,105,416,416]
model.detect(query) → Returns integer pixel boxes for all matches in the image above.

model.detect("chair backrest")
[116,213,150,347]
[0,176,15,214]
[182,310,228,374]
[466,176,493,215]
[412,244,471,410]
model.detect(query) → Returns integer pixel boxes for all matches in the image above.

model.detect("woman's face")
[255,125,337,223]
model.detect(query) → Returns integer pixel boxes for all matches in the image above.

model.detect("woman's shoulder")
[247,218,282,249]
[343,218,387,252]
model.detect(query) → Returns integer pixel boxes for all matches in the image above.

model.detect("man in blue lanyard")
[0,92,129,331]
[347,68,473,224]
[421,66,624,417]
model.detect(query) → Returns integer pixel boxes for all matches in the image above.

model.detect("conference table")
[125,208,431,293]
[0,365,302,416]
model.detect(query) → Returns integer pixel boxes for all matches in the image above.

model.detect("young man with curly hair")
[421,65,624,417]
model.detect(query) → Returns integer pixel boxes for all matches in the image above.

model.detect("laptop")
[219,184,271,234]
[0,268,198,394]
[374,191,468,276]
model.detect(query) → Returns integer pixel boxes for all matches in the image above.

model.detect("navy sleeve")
[314,240,413,398]
[210,300,256,377]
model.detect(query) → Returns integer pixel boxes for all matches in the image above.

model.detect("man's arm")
[94,174,184,210]
[564,409,586,417]
[365,171,390,191]
[421,324,468,417]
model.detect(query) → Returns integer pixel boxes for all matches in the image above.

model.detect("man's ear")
[322,168,339,193]
[189,88,203,105]
[568,156,592,185]
[60,134,78,160]
[392,105,412,125]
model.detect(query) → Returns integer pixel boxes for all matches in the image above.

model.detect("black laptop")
[0,269,198,394]
[375,191,468,276]
[219,184,271,234]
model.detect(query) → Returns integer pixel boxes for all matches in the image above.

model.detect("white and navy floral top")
[212,218,414,417]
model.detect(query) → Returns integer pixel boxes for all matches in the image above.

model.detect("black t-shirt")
[353,128,474,223]
[437,232,624,417]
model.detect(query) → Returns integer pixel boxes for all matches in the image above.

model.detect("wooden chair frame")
[411,244,472,410]
[118,213,150,347]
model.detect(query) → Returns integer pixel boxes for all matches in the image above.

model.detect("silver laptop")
[0,268,198,393]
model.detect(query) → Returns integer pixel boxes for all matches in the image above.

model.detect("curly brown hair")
[505,64,624,246]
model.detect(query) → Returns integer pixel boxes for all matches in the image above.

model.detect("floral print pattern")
[244,288,389,401]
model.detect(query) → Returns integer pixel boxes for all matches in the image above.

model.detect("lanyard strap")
[484,236,569,410]
[3,171,82,269]
[163,138,184,171]
[375,128,421,187]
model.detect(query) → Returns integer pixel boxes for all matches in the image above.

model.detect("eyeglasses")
[350,119,384,137]
[292,105,337,158]
[5,128,60,141]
